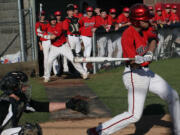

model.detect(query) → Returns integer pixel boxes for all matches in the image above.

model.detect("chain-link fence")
[0,0,36,64]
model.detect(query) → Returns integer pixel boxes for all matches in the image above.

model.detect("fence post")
[92,32,97,74]
[29,8,35,61]
[18,0,26,62]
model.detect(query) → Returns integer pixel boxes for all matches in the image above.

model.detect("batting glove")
[135,55,144,64]
[143,51,153,62]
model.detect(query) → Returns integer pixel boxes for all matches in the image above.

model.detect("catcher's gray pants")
[1,127,21,135]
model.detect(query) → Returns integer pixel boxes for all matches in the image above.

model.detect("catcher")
[0,71,89,135]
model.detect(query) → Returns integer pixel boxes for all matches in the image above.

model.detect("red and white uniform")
[44,23,87,80]
[162,10,171,23]
[74,13,83,19]
[117,13,129,24]
[95,15,112,28]
[35,21,48,41]
[153,13,165,23]
[95,25,180,135]
[79,16,96,71]
[170,12,179,22]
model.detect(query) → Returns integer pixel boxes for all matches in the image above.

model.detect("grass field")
[85,58,180,116]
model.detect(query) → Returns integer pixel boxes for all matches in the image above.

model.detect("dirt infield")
[40,114,172,135]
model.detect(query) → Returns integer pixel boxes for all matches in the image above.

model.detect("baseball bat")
[74,57,135,63]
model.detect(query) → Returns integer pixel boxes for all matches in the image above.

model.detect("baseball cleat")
[82,72,89,80]
[44,78,50,83]
[87,127,99,135]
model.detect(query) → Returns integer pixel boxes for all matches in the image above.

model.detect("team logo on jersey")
[136,45,148,55]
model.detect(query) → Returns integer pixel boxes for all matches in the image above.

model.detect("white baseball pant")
[97,67,180,135]
[1,127,21,135]
[81,36,92,72]
[68,35,81,54]
[42,40,59,76]
[44,43,87,79]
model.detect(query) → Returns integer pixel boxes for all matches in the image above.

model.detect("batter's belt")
[125,63,149,70]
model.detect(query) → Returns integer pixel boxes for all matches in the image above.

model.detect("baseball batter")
[79,6,96,72]
[43,15,88,82]
[87,4,180,135]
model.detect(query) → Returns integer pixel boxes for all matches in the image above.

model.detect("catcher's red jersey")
[121,26,157,58]
[117,14,129,24]
[79,16,96,37]
[35,21,49,41]
[47,23,66,47]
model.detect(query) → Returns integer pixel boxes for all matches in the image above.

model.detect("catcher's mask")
[0,71,31,99]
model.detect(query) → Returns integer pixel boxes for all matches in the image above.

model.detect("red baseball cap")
[165,4,171,9]
[123,7,130,12]
[86,6,93,12]
[109,8,116,13]
[74,4,78,9]
[172,5,177,9]
[156,7,162,11]
[54,11,61,16]
[148,6,153,11]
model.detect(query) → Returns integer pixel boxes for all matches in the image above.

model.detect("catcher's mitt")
[19,123,42,135]
[66,95,89,115]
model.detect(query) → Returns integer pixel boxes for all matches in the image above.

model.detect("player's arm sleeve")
[121,34,136,58]
[26,99,50,112]
[62,20,69,37]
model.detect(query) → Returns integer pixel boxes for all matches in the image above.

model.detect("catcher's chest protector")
[0,94,25,131]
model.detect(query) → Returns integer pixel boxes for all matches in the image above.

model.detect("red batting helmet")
[130,4,151,27]
[165,4,171,9]
[74,4,78,9]
[54,11,61,16]
[123,7,130,12]
[172,5,177,9]
[110,8,116,13]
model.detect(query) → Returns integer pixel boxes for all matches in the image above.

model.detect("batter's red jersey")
[47,23,66,47]
[162,11,171,22]
[35,21,49,41]
[153,14,165,22]
[74,13,83,19]
[170,12,179,22]
[95,15,112,28]
[121,26,157,58]
[117,13,129,24]
[79,16,96,37]
[63,17,79,36]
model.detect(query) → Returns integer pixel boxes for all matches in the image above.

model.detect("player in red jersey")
[87,4,180,135]
[170,5,179,23]
[54,11,62,23]
[35,11,58,77]
[42,14,88,82]
[148,6,154,15]
[162,4,171,24]
[117,7,131,28]
[154,7,165,24]
[74,4,83,19]
[79,6,96,72]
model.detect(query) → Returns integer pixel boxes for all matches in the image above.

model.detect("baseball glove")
[66,95,89,115]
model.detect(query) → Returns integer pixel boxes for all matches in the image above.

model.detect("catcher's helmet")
[0,71,28,95]
[130,4,151,27]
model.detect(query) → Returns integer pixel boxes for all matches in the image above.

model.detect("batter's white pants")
[68,35,81,54]
[81,36,92,72]
[1,127,21,135]
[42,40,59,76]
[97,67,180,135]
[44,43,87,79]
